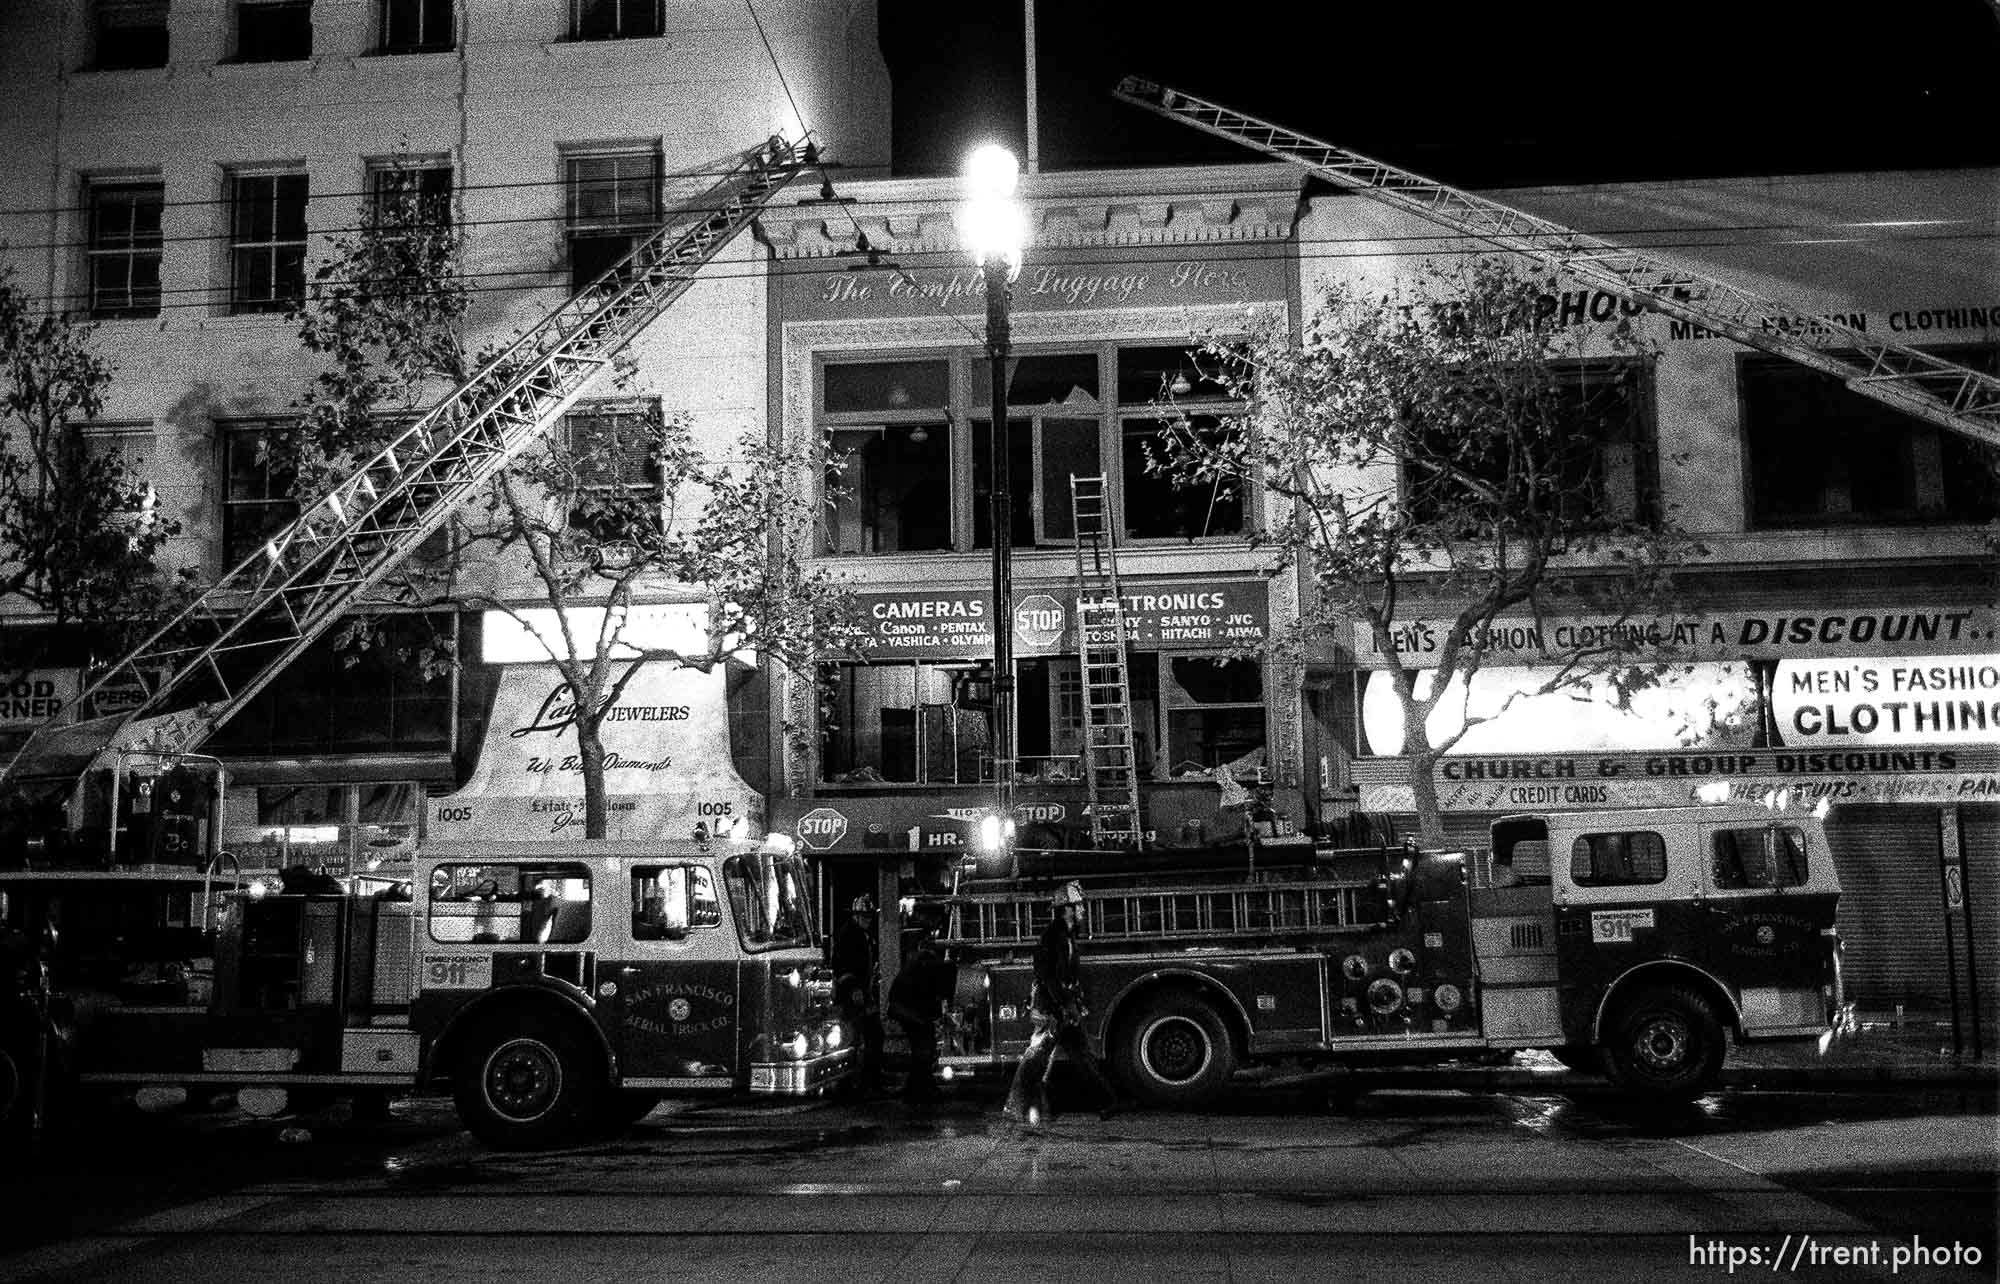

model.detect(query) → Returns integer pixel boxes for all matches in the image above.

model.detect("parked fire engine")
[921,801,1849,1105]
[1,814,853,1148]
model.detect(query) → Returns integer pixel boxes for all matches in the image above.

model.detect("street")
[2,1077,1992,1283]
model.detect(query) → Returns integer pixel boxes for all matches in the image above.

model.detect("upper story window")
[564,401,664,546]
[234,0,312,61]
[1400,357,1655,529]
[367,160,452,235]
[92,0,169,69]
[564,148,660,291]
[227,170,307,314]
[571,0,661,40]
[973,352,1101,548]
[379,0,452,52]
[221,420,299,566]
[86,181,163,318]
[1741,349,1999,528]
[816,344,1251,558]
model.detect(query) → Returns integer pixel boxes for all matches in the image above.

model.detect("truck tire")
[1113,991,1235,1109]
[1602,986,1724,1102]
[453,1016,601,1149]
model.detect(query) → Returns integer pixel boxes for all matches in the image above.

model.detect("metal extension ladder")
[1069,475,1144,849]
[937,878,1372,951]
[1,135,815,787]
[1113,78,2000,451]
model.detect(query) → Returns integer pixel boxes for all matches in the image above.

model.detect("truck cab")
[412,835,852,1146]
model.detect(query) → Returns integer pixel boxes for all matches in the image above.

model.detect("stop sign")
[795,807,849,851]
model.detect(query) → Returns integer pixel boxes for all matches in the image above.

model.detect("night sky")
[877,0,2000,186]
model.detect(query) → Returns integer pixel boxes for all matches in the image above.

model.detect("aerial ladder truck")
[0,135,858,1148]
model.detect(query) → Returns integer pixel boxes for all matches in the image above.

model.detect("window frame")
[366,159,453,230]
[85,180,164,319]
[220,419,300,566]
[1568,830,1669,888]
[562,146,662,291]
[631,863,722,940]
[426,862,594,945]
[92,0,170,70]
[377,0,453,53]
[562,398,665,545]
[1738,346,1999,529]
[569,0,662,40]
[814,342,1252,559]
[233,0,313,62]
[1710,825,1810,891]
[226,169,308,315]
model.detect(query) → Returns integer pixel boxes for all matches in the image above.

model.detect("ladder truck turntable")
[0,134,859,1147]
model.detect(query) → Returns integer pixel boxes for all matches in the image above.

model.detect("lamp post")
[964,144,1026,826]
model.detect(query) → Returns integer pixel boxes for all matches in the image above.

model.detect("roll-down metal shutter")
[1952,805,2000,1025]
[1824,805,1948,1017]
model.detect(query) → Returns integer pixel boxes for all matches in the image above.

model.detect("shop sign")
[0,669,79,731]
[1772,654,2000,748]
[429,662,760,840]
[858,583,1268,657]
[81,666,151,719]
[785,244,1287,322]
[796,807,849,851]
[1358,746,2000,813]
[1351,605,1999,666]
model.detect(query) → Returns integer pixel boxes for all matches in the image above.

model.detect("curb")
[1261,1063,2000,1095]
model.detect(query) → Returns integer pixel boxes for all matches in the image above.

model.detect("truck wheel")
[1603,987,1724,1101]
[1114,992,1235,1109]
[453,1017,601,1149]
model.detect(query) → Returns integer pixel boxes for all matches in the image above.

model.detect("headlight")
[825,1023,844,1050]
[809,1029,827,1056]
[780,968,804,990]
[779,1031,808,1059]
[1366,978,1404,1014]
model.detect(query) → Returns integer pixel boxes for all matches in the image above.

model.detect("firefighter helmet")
[1052,881,1085,909]
[850,895,875,914]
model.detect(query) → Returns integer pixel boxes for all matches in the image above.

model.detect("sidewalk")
[1717,1020,1999,1091]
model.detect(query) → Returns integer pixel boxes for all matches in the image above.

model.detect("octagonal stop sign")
[795,806,849,851]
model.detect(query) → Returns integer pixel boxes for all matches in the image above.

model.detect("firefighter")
[1003,881,1122,1124]
[830,894,885,1092]
[887,930,953,1103]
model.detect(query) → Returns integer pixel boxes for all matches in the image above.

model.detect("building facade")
[1,5,1992,1026]
[0,0,888,869]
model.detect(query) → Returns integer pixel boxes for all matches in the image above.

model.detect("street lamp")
[964,143,1026,825]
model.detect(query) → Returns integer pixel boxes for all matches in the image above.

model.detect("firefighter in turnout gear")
[1003,881,1122,1123]
[830,894,885,1093]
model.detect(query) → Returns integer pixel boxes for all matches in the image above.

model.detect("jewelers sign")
[429,661,761,840]
[858,583,1269,658]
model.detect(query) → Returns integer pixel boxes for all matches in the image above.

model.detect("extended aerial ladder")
[1,135,815,789]
[1113,78,2000,451]
[1068,476,1145,849]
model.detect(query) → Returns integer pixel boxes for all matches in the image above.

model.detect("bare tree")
[1155,258,1699,844]
[287,160,859,836]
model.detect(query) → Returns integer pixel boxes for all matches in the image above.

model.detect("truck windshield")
[722,851,816,952]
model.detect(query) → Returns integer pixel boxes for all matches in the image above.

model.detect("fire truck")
[924,802,1849,1105]
[1,829,852,1148]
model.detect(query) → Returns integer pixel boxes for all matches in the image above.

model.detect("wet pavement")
[2,1071,1992,1283]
